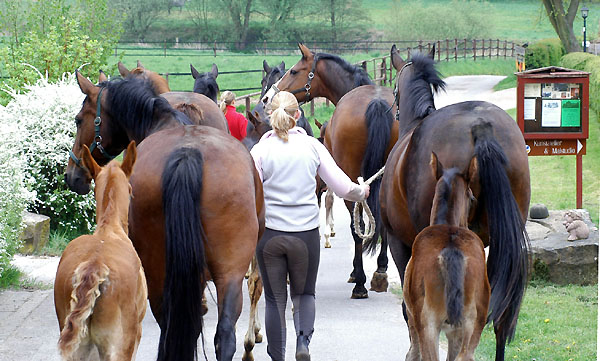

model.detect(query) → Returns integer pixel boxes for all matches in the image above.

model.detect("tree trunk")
[542,0,582,53]
[330,0,336,51]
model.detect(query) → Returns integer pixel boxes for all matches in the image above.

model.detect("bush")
[559,52,600,117]
[0,72,95,234]
[525,38,565,70]
[0,108,33,277]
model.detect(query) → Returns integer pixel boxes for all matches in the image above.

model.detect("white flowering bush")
[0,72,95,237]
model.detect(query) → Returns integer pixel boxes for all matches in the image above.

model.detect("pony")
[263,43,391,299]
[64,74,265,361]
[379,45,530,361]
[403,152,490,361]
[191,63,220,103]
[55,141,147,361]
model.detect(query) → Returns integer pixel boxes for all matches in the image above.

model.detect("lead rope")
[352,165,386,241]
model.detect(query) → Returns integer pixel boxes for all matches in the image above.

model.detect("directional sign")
[525,139,586,156]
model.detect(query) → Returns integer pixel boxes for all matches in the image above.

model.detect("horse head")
[65,71,130,195]
[242,110,272,151]
[429,151,478,228]
[191,63,219,103]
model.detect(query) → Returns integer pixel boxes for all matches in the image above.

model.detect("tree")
[112,0,168,42]
[216,0,254,49]
[542,0,582,53]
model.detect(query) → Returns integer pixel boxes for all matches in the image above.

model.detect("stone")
[526,210,598,285]
[529,203,549,219]
[19,212,50,254]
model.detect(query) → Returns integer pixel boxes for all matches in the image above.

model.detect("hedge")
[559,52,600,115]
[525,38,566,70]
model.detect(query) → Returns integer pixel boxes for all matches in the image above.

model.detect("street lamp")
[581,5,589,52]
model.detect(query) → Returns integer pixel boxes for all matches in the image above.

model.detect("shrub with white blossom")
[0,72,95,238]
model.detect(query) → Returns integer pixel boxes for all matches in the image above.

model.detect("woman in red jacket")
[220,90,248,141]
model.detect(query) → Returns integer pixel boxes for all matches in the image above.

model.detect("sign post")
[516,66,590,208]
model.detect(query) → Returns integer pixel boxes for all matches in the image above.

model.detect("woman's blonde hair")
[269,91,298,142]
[219,90,236,114]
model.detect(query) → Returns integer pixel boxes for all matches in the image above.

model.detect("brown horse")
[379,46,530,361]
[267,43,393,298]
[117,61,229,132]
[64,74,265,361]
[404,152,490,361]
[55,141,147,361]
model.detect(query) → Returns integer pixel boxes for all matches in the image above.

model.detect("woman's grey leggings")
[255,227,320,361]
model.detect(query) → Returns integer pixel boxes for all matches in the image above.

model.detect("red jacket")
[225,105,248,141]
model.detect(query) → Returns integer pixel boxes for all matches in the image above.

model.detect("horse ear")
[466,155,479,186]
[298,43,312,59]
[117,61,130,77]
[121,141,137,178]
[211,63,218,79]
[76,70,95,95]
[263,60,271,74]
[98,70,108,83]
[314,119,323,129]
[248,111,260,128]
[81,144,102,180]
[190,64,200,79]
[137,60,145,69]
[430,152,444,180]
[278,61,285,72]
[390,44,406,71]
[428,44,436,60]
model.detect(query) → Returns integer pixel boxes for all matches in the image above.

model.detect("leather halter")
[270,56,318,105]
[69,87,118,169]
[392,61,413,121]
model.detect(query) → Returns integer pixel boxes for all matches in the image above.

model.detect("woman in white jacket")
[250,91,370,361]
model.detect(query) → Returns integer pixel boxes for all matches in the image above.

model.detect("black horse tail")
[439,234,465,327]
[362,97,393,254]
[158,147,207,361]
[471,121,530,347]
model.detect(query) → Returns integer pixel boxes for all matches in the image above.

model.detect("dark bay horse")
[380,47,530,361]
[191,63,219,103]
[65,74,265,361]
[55,141,147,361]
[404,152,489,361]
[267,43,395,299]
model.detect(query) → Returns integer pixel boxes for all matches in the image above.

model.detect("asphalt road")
[1,76,516,361]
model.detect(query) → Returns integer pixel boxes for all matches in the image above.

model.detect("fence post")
[373,59,377,84]
[489,38,492,59]
[437,40,441,61]
[446,38,449,61]
[407,46,411,60]
[418,40,423,53]
[389,55,393,85]
[165,73,169,87]
[114,45,118,57]
[164,40,167,57]
[263,40,267,55]
[310,99,315,116]
[464,38,467,59]
[511,42,515,58]
[496,39,500,58]
[504,40,507,59]
[246,97,250,112]
[454,38,458,62]
[380,58,387,86]
[326,99,330,107]
[482,39,485,58]
[213,40,217,57]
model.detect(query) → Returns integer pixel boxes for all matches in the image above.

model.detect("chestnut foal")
[55,141,147,361]
[404,153,490,361]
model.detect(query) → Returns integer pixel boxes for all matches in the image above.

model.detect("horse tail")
[58,261,109,359]
[158,147,207,361]
[362,97,393,254]
[472,121,529,345]
[439,232,466,327]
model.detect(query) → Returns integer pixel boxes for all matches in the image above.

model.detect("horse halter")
[393,61,413,121]
[69,87,118,169]
[288,56,319,105]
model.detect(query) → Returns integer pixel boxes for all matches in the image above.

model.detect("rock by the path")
[19,212,50,254]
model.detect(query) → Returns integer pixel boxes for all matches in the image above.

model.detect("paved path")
[0,76,516,361]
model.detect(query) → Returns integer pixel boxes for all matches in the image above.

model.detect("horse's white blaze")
[260,73,286,106]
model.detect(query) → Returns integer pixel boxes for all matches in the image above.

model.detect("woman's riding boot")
[295,331,311,361]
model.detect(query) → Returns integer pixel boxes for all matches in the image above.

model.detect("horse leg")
[324,189,335,249]
[214,278,243,361]
[415,314,440,361]
[349,206,368,299]
[387,231,412,322]
[405,317,421,361]
[370,229,389,292]
[243,256,263,361]
[444,327,462,361]
[493,324,506,361]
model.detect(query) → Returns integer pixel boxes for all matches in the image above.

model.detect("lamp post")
[581,5,589,52]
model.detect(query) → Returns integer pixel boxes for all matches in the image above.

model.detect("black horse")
[191,63,219,103]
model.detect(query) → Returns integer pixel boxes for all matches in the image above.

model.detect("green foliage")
[112,0,167,42]
[0,266,23,289]
[524,38,565,69]
[385,0,494,40]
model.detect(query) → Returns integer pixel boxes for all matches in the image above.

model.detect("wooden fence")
[149,39,524,114]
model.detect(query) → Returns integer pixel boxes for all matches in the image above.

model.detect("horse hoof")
[324,242,331,248]
[351,290,369,299]
[255,333,263,343]
[347,276,356,283]
[242,352,254,361]
[330,232,336,237]
[369,272,389,292]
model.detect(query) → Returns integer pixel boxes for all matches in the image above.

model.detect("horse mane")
[433,168,461,226]
[103,77,191,140]
[314,53,373,87]
[404,53,446,120]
